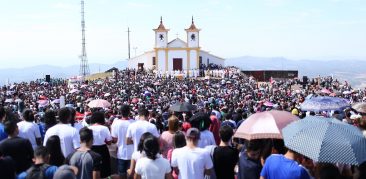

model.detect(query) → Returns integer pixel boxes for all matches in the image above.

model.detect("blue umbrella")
[300,96,350,112]
[282,116,366,165]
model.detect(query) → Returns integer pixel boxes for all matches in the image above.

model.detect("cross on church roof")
[176,33,179,38]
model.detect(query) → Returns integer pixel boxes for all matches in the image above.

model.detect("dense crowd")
[0,67,366,179]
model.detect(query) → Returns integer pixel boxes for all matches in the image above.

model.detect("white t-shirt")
[17,121,41,149]
[111,118,135,160]
[43,123,80,157]
[171,146,213,179]
[198,130,216,148]
[71,122,84,132]
[126,120,160,152]
[88,125,112,146]
[135,156,171,179]
[132,151,144,162]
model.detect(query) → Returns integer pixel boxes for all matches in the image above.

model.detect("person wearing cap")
[171,128,213,179]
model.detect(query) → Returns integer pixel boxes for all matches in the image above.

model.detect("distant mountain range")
[1,56,365,88]
[0,60,127,85]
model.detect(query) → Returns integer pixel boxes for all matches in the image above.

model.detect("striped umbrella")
[282,116,366,165]
[300,96,350,112]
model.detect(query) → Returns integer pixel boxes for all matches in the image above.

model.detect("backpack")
[26,163,50,179]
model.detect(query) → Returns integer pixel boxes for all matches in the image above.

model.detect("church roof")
[153,17,169,32]
[167,38,187,48]
[185,16,200,32]
[200,50,226,60]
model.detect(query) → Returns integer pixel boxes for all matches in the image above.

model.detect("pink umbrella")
[329,93,337,97]
[88,99,111,108]
[234,110,299,140]
[37,100,49,107]
[321,88,331,94]
[264,101,274,107]
[131,98,139,104]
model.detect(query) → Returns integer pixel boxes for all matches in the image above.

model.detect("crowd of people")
[0,66,366,179]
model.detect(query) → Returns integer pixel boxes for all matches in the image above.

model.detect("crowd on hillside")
[0,67,366,179]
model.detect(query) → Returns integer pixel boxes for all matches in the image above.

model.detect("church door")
[138,63,144,71]
[173,58,183,71]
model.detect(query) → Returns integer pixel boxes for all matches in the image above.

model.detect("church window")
[152,57,156,65]
[191,34,196,41]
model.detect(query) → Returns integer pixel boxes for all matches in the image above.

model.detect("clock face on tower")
[159,34,164,41]
[191,34,196,41]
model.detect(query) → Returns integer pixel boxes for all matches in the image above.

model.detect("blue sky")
[0,0,365,68]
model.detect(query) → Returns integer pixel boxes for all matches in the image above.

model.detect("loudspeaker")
[45,75,51,82]
[303,76,308,84]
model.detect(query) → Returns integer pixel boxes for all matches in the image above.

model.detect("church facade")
[127,17,225,72]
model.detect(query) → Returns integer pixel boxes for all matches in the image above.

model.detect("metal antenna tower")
[127,27,131,59]
[79,0,90,77]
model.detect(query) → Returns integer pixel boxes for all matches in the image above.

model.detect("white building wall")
[157,50,166,71]
[189,50,198,69]
[199,51,225,66]
[127,52,155,70]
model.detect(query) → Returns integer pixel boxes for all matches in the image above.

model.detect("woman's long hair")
[45,135,65,167]
[137,132,154,153]
[143,136,159,160]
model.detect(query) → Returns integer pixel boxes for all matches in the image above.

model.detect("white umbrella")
[69,89,80,94]
[5,99,13,103]
[88,99,111,108]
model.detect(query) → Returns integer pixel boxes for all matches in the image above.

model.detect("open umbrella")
[51,99,60,104]
[320,88,331,94]
[4,99,13,103]
[234,110,298,140]
[264,101,274,107]
[282,116,366,165]
[37,100,49,108]
[352,102,366,113]
[88,99,111,108]
[131,98,139,104]
[169,102,196,112]
[69,89,80,94]
[300,96,350,112]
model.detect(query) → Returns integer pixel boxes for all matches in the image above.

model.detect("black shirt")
[213,146,239,179]
[0,156,16,179]
[0,137,34,174]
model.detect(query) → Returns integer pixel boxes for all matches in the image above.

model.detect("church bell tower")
[185,16,200,48]
[153,16,169,48]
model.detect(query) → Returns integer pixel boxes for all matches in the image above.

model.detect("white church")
[127,17,225,73]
